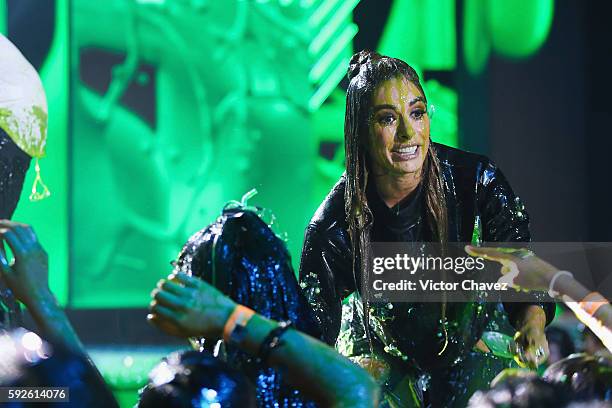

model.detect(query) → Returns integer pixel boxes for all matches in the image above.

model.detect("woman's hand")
[465,245,558,291]
[148,273,237,339]
[464,246,553,368]
[512,305,549,369]
[0,220,51,306]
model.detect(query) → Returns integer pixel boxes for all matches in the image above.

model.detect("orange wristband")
[223,305,255,343]
[579,292,609,316]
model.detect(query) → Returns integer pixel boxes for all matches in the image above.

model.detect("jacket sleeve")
[298,224,354,346]
[479,163,556,326]
[479,164,530,242]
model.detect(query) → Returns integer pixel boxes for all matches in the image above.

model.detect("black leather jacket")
[298,143,554,369]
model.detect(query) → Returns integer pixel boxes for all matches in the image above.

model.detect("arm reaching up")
[149,273,379,408]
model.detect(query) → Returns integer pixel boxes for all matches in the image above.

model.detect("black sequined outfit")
[299,143,555,407]
[173,209,320,408]
[0,127,32,330]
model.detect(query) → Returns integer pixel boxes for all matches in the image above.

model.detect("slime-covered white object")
[0,33,47,158]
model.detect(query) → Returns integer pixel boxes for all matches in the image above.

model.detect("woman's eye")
[379,115,396,125]
[411,109,426,120]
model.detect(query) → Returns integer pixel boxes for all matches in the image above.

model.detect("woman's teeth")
[394,145,418,154]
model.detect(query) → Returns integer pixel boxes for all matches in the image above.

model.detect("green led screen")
[69,0,358,308]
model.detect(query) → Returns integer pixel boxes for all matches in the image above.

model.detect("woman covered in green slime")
[298,51,555,407]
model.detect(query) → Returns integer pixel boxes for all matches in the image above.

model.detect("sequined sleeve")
[479,164,556,326]
[479,164,531,242]
[298,224,354,346]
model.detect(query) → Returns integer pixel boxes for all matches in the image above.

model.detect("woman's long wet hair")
[344,50,448,348]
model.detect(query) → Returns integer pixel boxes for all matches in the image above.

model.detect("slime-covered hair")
[173,207,319,407]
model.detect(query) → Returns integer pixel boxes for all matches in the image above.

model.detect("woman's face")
[366,76,430,177]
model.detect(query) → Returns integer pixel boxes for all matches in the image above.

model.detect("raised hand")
[0,220,50,306]
[148,273,237,339]
[512,305,550,369]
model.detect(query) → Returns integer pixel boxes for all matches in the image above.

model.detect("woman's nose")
[397,116,414,140]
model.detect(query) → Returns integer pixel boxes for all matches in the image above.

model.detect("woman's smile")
[391,144,420,161]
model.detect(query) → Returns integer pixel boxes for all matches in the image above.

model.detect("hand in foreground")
[513,305,549,369]
[465,245,558,292]
[0,220,50,306]
[148,273,237,339]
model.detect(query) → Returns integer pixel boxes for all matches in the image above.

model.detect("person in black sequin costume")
[149,204,381,407]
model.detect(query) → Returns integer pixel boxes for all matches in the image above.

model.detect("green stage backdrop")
[8,0,553,308]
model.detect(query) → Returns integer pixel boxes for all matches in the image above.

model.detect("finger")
[149,303,180,321]
[525,342,548,367]
[512,333,529,368]
[514,345,536,369]
[465,245,518,263]
[0,220,24,230]
[18,226,40,249]
[152,289,187,311]
[522,349,537,369]
[497,267,519,289]
[171,273,201,288]
[525,351,544,369]
[147,312,174,327]
[513,346,528,368]
[0,220,37,246]
[159,279,191,297]
[0,228,26,258]
[154,279,166,291]
[532,351,548,367]
[465,245,517,260]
